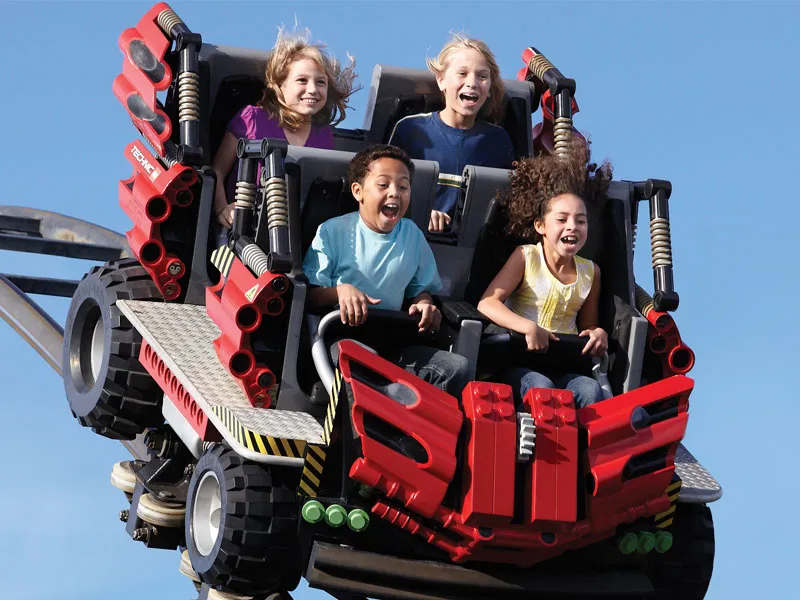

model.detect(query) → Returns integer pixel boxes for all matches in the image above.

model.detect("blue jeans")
[331,341,469,398]
[504,367,602,410]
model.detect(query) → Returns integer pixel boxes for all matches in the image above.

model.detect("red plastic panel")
[460,382,516,526]
[523,388,578,525]
[577,376,692,533]
[139,340,220,441]
[645,310,695,377]
[112,2,174,155]
[338,341,463,519]
[119,140,197,300]
[204,257,289,408]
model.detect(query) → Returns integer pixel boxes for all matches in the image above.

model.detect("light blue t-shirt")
[302,212,442,311]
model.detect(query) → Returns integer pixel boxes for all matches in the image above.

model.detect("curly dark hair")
[502,142,613,242]
[346,144,415,186]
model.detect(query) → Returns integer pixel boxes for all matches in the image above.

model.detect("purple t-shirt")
[224,104,335,202]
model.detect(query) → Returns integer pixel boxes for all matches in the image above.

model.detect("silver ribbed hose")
[264,176,289,228]
[240,243,270,277]
[649,218,673,268]
[635,284,655,317]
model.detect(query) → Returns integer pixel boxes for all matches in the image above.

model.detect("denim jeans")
[504,367,603,409]
[331,340,469,398]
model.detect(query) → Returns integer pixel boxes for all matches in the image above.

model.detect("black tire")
[647,503,715,599]
[62,258,164,439]
[186,444,301,595]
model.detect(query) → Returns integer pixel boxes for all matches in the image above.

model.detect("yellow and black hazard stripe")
[299,444,326,497]
[323,368,344,445]
[212,405,307,458]
[299,369,344,497]
[654,478,682,529]
[210,245,235,279]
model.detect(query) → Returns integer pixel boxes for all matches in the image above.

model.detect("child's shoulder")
[391,112,435,135]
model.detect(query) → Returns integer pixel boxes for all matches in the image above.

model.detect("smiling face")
[534,193,588,258]
[436,48,491,129]
[279,57,328,119]
[352,157,411,234]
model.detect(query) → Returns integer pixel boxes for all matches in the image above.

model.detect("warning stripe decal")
[212,405,307,458]
[655,477,682,529]
[299,368,341,497]
[210,245,235,278]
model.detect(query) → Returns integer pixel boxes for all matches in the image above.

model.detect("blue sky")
[1,1,797,598]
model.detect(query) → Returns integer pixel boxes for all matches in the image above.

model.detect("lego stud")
[637,531,656,554]
[537,406,555,424]
[557,409,576,425]
[347,509,370,532]
[301,500,325,524]
[617,532,638,555]
[324,504,347,527]
[654,530,673,553]
[167,261,183,276]
[477,401,493,416]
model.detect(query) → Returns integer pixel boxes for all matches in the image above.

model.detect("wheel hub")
[193,471,222,556]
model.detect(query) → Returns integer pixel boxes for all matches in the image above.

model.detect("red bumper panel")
[460,382,516,526]
[338,340,463,519]
[205,258,289,408]
[119,141,196,300]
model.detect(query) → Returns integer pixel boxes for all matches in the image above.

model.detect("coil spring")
[649,217,673,268]
[178,71,200,122]
[631,222,637,252]
[635,284,655,317]
[264,177,289,228]
[156,9,184,38]
[241,243,271,278]
[553,116,574,158]
[162,140,179,167]
[527,53,555,81]
[235,181,256,209]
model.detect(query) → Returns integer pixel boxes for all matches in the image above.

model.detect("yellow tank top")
[507,243,595,334]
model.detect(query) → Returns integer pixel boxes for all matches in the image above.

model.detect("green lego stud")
[655,530,673,553]
[301,500,325,524]
[638,531,656,554]
[617,532,638,555]
[347,509,370,532]
[324,504,347,527]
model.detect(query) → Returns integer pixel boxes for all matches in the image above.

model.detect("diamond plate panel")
[674,443,722,503]
[117,300,323,445]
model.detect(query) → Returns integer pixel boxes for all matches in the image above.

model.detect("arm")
[408,291,441,333]
[211,132,239,227]
[477,247,557,351]
[576,263,608,356]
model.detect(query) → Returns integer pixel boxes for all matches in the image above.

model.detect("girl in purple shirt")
[213,32,357,227]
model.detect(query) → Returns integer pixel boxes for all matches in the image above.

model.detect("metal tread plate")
[675,443,722,503]
[117,300,324,465]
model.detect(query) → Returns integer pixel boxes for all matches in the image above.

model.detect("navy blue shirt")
[389,112,514,215]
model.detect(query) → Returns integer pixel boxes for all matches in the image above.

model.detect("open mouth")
[459,92,480,104]
[381,203,400,219]
[301,98,318,105]
[561,235,578,246]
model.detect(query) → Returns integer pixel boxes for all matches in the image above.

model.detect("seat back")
[361,65,539,159]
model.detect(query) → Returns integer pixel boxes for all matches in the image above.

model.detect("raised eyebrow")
[554,211,587,217]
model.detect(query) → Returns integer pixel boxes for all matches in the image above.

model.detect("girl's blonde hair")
[259,29,358,131]
[426,34,505,124]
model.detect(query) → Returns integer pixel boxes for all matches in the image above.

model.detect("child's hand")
[336,284,381,326]
[524,321,559,352]
[579,327,608,356]
[409,301,441,333]
[216,204,234,228]
[428,210,452,233]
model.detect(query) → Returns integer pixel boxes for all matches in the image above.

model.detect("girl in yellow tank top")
[477,152,609,408]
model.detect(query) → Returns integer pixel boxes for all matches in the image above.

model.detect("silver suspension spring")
[527,53,556,81]
[240,243,271,277]
[264,176,289,228]
[235,181,256,210]
[649,217,673,269]
[156,9,184,38]
[553,115,574,158]
[177,71,200,123]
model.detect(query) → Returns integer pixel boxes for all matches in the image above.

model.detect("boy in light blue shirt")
[303,145,468,396]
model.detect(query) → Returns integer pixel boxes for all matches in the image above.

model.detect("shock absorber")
[155,6,203,164]
[522,47,576,158]
[232,153,257,239]
[235,138,293,273]
[645,179,678,312]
